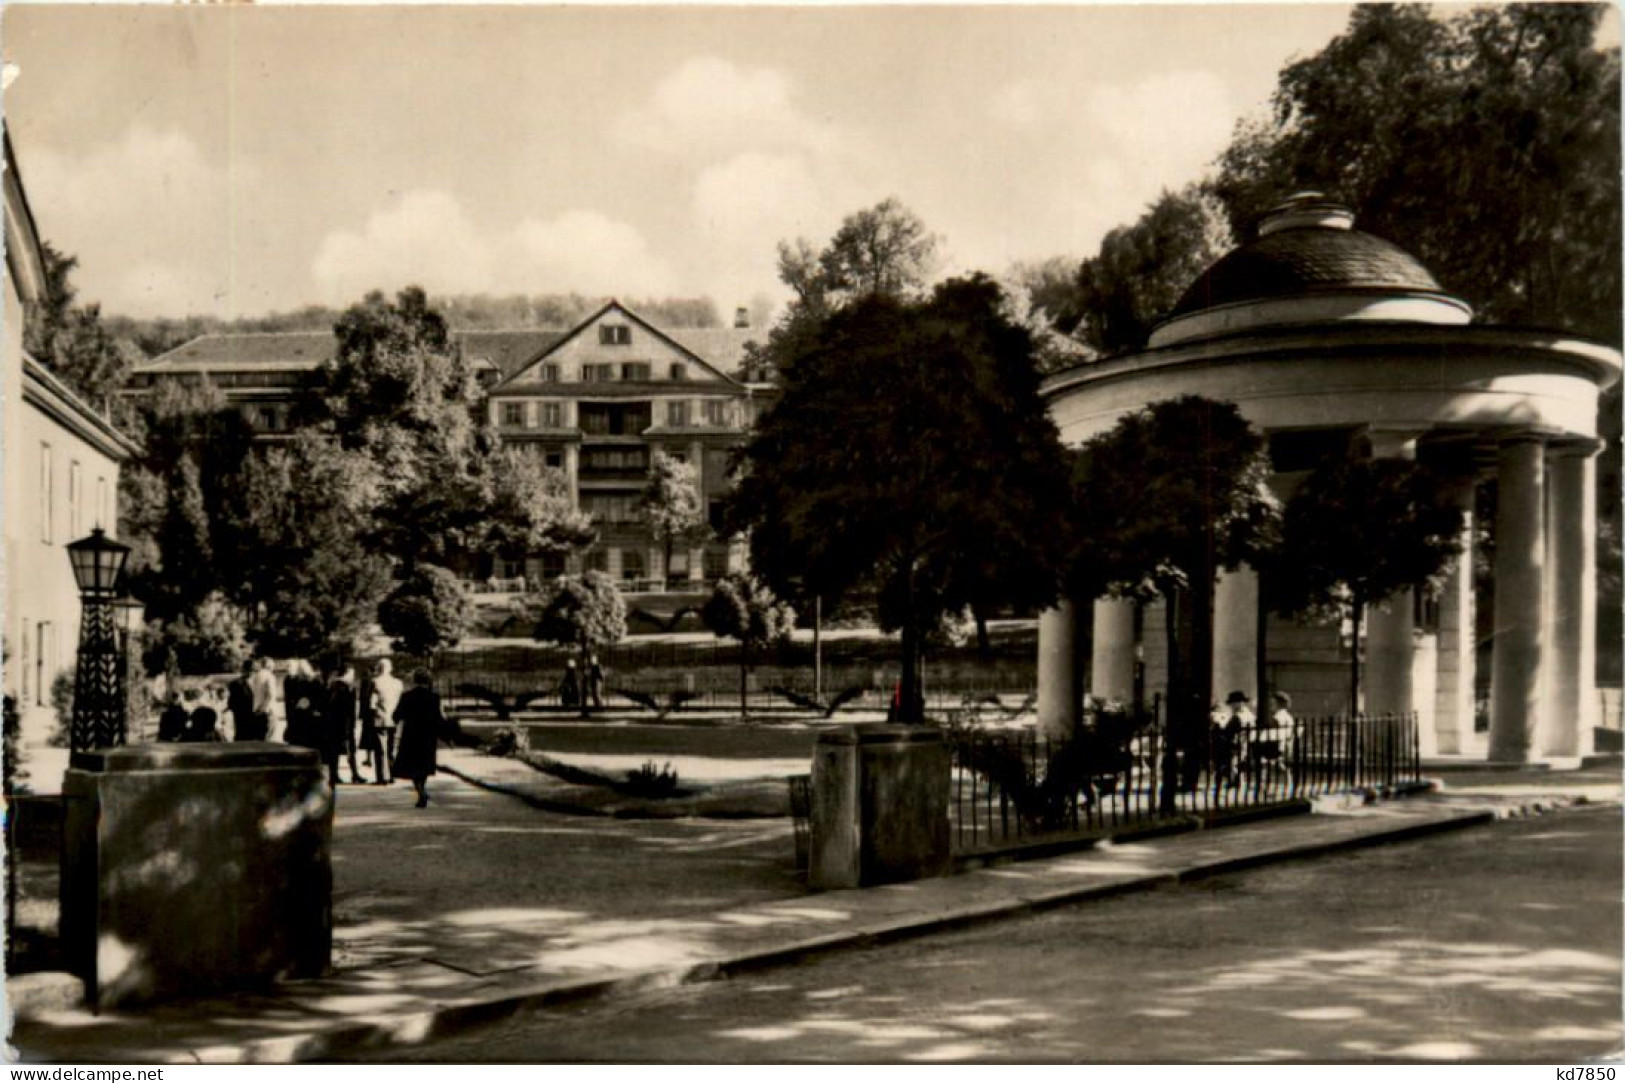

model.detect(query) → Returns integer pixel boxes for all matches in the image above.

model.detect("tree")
[639,451,706,586]
[483,448,595,559]
[530,571,628,709]
[1070,396,1278,803]
[1070,187,1234,357]
[223,434,392,659]
[1214,3,1621,344]
[378,565,474,657]
[702,574,796,716]
[301,286,593,570]
[140,591,249,677]
[728,275,1073,722]
[1272,451,1463,714]
[23,242,140,414]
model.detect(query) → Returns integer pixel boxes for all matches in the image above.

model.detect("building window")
[668,550,690,577]
[703,400,728,427]
[501,402,527,427]
[68,461,82,538]
[539,552,566,580]
[257,406,282,432]
[621,362,650,381]
[35,621,52,707]
[541,363,561,383]
[585,548,609,573]
[39,443,52,544]
[541,402,563,428]
[667,401,689,428]
[544,451,563,469]
[582,493,640,524]
[599,325,631,346]
[704,548,730,581]
[670,363,687,381]
[582,447,649,473]
[622,549,646,584]
[96,477,109,530]
[583,363,615,382]
[709,500,726,530]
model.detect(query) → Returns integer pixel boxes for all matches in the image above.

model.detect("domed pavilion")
[1038,193,1620,763]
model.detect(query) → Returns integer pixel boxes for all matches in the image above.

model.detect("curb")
[163,800,1499,1064]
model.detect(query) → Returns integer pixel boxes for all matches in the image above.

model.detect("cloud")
[615,56,840,158]
[1083,70,1234,186]
[988,79,1045,131]
[24,124,242,317]
[503,211,677,297]
[311,191,677,304]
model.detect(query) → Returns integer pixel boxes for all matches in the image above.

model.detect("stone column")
[1364,429,1419,719]
[1432,475,1478,756]
[1091,597,1136,704]
[1489,434,1547,763]
[1544,444,1599,758]
[1212,566,1259,704]
[1037,600,1080,740]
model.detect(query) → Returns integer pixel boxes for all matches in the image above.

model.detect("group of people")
[557,655,606,710]
[155,656,449,808]
[1207,689,1297,785]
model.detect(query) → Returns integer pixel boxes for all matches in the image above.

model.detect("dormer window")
[599,325,631,346]
[670,363,687,381]
[622,362,650,381]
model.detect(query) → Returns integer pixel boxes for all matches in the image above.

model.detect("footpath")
[7,751,1618,1065]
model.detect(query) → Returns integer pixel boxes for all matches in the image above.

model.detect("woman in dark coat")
[391,669,444,808]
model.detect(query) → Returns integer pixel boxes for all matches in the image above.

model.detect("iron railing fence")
[435,664,1037,719]
[947,710,1420,857]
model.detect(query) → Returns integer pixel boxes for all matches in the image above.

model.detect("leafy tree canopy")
[728,273,1072,719]
[24,241,142,418]
[1273,452,1464,619]
[1070,187,1234,358]
[222,433,392,659]
[1071,395,1279,603]
[702,573,796,651]
[378,564,474,657]
[530,571,628,657]
[1215,2,1621,344]
[639,451,706,570]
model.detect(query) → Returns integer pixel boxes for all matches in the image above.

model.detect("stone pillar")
[1364,429,1419,719]
[1212,566,1259,704]
[1544,444,1599,758]
[61,744,332,1009]
[1490,434,1547,763]
[1037,600,1079,740]
[1432,476,1478,756]
[1091,597,1136,704]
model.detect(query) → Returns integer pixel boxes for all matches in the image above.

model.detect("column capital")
[1547,437,1605,460]
[1491,427,1554,449]
[1364,426,1425,460]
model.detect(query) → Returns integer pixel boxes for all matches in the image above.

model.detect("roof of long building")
[135,322,759,382]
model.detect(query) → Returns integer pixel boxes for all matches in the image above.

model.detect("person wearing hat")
[1214,690,1254,787]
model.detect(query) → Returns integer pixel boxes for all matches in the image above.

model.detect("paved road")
[371,806,1622,1064]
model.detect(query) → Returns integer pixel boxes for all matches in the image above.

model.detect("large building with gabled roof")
[125,301,766,592]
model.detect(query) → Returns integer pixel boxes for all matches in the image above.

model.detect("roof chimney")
[734,306,749,329]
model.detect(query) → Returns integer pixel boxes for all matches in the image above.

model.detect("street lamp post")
[65,528,131,753]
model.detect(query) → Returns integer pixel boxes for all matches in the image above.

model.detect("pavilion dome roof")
[1151,194,1472,348]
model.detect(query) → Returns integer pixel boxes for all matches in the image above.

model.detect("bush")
[140,591,249,676]
[379,564,474,657]
[482,726,529,758]
[48,670,74,749]
[623,760,681,798]
[4,693,26,795]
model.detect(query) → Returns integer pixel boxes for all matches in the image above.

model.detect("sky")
[0,3,1381,323]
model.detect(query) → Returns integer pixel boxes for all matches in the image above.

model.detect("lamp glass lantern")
[66,528,130,597]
